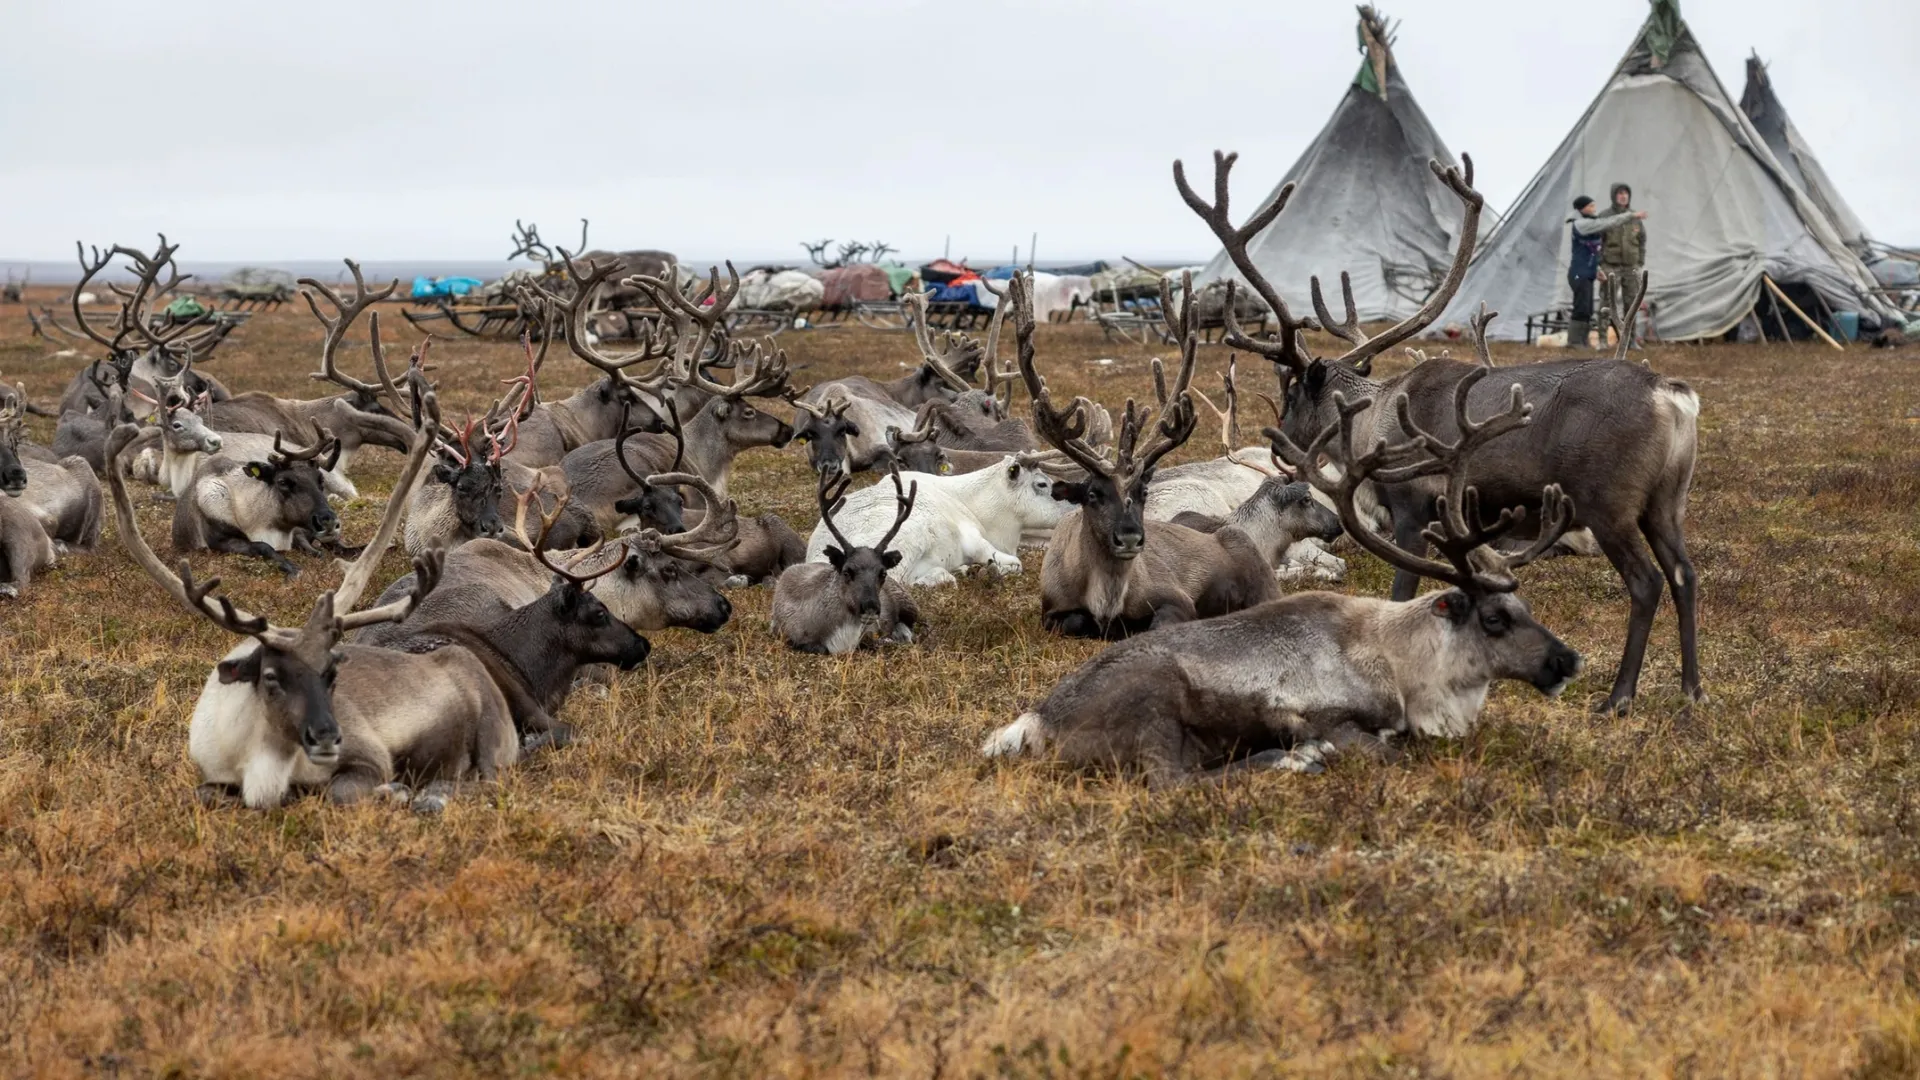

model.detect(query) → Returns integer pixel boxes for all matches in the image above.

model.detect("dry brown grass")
[3,290,1919,1078]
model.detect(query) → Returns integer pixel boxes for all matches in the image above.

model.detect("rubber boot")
[1566,319,1590,350]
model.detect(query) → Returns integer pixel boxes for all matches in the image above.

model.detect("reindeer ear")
[823,545,847,568]
[217,651,261,685]
[243,461,273,482]
[843,422,860,438]
[1303,360,1327,395]
[1430,591,1471,624]
[1051,481,1088,504]
[712,400,734,420]
[1353,356,1373,378]
[881,550,902,569]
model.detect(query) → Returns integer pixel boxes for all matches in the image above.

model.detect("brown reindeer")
[1019,272,1278,638]
[771,468,920,655]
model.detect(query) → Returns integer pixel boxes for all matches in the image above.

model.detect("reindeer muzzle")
[1534,643,1585,697]
[0,468,24,497]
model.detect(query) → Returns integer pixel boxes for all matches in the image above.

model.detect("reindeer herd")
[0,146,1704,806]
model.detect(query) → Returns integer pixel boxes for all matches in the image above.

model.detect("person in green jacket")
[1598,183,1649,346]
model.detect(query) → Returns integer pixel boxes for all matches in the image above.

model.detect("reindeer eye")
[1481,611,1510,635]
[743,407,757,418]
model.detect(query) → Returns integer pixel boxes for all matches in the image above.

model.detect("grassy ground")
[2,287,1918,1078]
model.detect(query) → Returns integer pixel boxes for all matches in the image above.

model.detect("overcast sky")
[3,0,1913,265]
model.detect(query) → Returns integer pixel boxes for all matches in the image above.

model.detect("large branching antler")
[533,252,679,396]
[71,235,229,362]
[302,258,402,400]
[1266,367,1571,594]
[901,290,986,393]
[636,471,739,562]
[1171,154,1313,373]
[1012,272,1115,481]
[1306,156,1485,373]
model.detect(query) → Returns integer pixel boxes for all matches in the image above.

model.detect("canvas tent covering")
[1195,6,1468,322]
[1738,54,1870,255]
[1436,0,1898,341]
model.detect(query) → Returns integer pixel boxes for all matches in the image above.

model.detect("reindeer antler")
[302,259,401,398]
[1304,156,1485,374]
[637,471,739,562]
[875,466,918,556]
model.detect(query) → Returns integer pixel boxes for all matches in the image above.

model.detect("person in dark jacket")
[1598,183,1649,345]
[1566,195,1642,349]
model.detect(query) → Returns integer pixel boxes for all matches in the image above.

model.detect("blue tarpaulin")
[412,276,483,299]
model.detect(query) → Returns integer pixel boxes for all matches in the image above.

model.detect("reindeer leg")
[1641,512,1705,704]
[205,531,301,577]
[324,762,388,806]
[1044,609,1106,639]
[1595,528,1666,715]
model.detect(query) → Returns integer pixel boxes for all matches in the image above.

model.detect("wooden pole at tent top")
[1762,274,1845,351]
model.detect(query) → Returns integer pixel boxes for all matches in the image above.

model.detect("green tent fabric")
[165,296,207,319]
[879,263,916,296]
[1644,0,1682,68]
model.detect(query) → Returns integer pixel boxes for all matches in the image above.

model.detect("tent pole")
[1766,289,1794,346]
[1763,275,1844,351]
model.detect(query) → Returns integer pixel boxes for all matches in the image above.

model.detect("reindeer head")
[881,421,950,475]
[514,483,653,672]
[149,389,223,457]
[817,467,915,619]
[245,431,343,541]
[791,396,861,478]
[611,421,687,534]
[0,383,27,497]
[1172,150,1487,451]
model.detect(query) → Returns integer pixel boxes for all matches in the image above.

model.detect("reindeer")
[983,371,1585,786]
[2,268,25,304]
[61,237,244,404]
[0,389,58,596]
[1019,273,1278,638]
[172,428,342,576]
[1147,359,1352,583]
[558,268,796,503]
[773,468,920,654]
[1178,149,1700,714]
[1168,473,1343,570]
[364,486,670,745]
[5,382,103,553]
[106,401,526,813]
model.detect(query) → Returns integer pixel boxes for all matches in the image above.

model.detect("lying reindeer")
[1017,272,1277,638]
[773,468,920,654]
[106,397,528,812]
[0,388,57,596]
[1168,473,1343,570]
[983,372,1584,786]
[173,430,341,576]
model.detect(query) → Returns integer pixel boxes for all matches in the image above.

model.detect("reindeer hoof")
[375,782,413,807]
[722,574,752,589]
[0,585,17,600]
[411,794,447,816]
[1593,696,1633,717]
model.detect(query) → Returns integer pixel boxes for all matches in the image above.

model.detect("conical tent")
[1436,0,1898,341]
[1195,7,1466,322]
[1739,53,1871,254]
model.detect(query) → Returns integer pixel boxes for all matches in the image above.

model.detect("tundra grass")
[2,290,1917,1078]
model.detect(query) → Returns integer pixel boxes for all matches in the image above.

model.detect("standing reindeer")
[1020,272,1278,638]
[984,370,1585,785]
[1176,148,1699,714]
[773,468,920,655]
